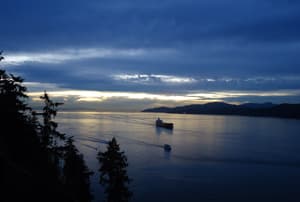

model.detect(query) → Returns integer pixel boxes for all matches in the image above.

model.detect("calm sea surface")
[56,112,300,202]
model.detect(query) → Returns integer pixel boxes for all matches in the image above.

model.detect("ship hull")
[156,122,174,129]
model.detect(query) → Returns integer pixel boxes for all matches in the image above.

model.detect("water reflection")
[155,126,173,135]
[164,150,171,160]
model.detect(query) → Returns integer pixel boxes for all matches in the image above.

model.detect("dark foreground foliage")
[0,52,92,202]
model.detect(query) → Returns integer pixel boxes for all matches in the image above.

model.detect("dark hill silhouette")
[240,102,276,109]
[142,102,300,119]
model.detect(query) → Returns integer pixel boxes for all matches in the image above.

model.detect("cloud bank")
[1,0,300,110]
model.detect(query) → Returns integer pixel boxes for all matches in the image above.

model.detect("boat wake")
[75,134,165,150]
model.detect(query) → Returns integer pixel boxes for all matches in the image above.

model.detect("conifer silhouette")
[97,137,132,202]
[63,137,93,202]
[0,52,92,202]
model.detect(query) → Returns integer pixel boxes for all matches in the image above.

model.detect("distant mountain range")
[142,102,300,119]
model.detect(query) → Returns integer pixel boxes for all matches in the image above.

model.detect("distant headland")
[142,102,300,119]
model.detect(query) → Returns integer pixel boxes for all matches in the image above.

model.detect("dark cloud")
[2,0,300,48]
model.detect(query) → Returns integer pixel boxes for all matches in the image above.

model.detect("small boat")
[164,144,172,151]
[156,118,174,129]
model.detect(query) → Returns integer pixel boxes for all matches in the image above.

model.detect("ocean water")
[56,112,300,202]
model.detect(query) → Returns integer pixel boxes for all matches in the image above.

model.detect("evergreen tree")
[40,91,66,174]
[38,92,93,202]
[97,137,132,202]
[0,69,28,124]
[40,91,65,148]
[63,137,93,202]
[0,52,93,202]
[0,53,69,202]
[0,53,35,160]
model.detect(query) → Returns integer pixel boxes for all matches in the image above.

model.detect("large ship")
[155,118,174,129]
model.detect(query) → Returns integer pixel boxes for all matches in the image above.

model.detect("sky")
[1,0,300,111]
